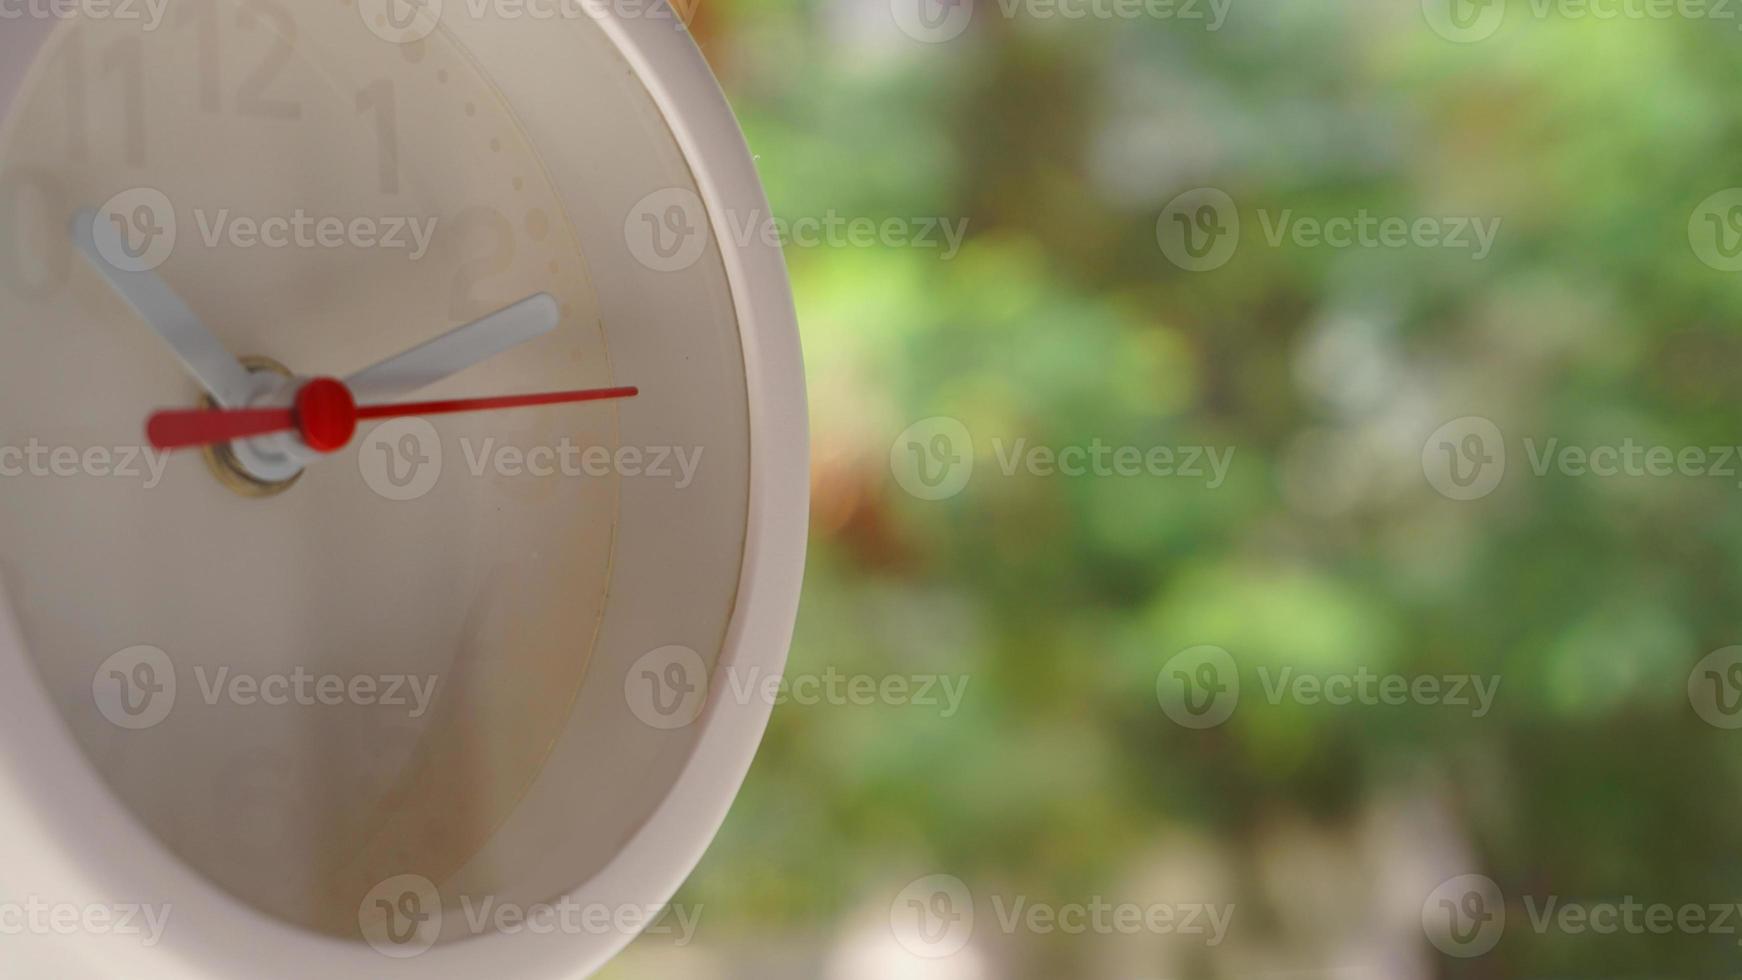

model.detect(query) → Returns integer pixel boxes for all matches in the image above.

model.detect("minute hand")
[344,293,561,403]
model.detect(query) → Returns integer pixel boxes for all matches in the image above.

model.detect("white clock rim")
[0,11,808,979]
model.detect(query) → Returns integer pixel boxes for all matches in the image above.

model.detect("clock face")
[0,6,755,944]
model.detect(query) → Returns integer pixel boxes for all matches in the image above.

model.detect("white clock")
[0,3,806,976]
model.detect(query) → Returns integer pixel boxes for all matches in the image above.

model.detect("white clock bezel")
[0,8,807,978]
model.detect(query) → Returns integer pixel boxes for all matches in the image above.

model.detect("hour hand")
[243,293,561,479]
[72,208,256,408]
[345,293,561,403]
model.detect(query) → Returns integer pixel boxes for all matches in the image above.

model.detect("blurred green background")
[606,1,1742,976]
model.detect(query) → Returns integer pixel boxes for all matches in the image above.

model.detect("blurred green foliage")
[616,3,1742,976]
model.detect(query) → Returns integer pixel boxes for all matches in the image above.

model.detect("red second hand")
[147,378,640,453]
